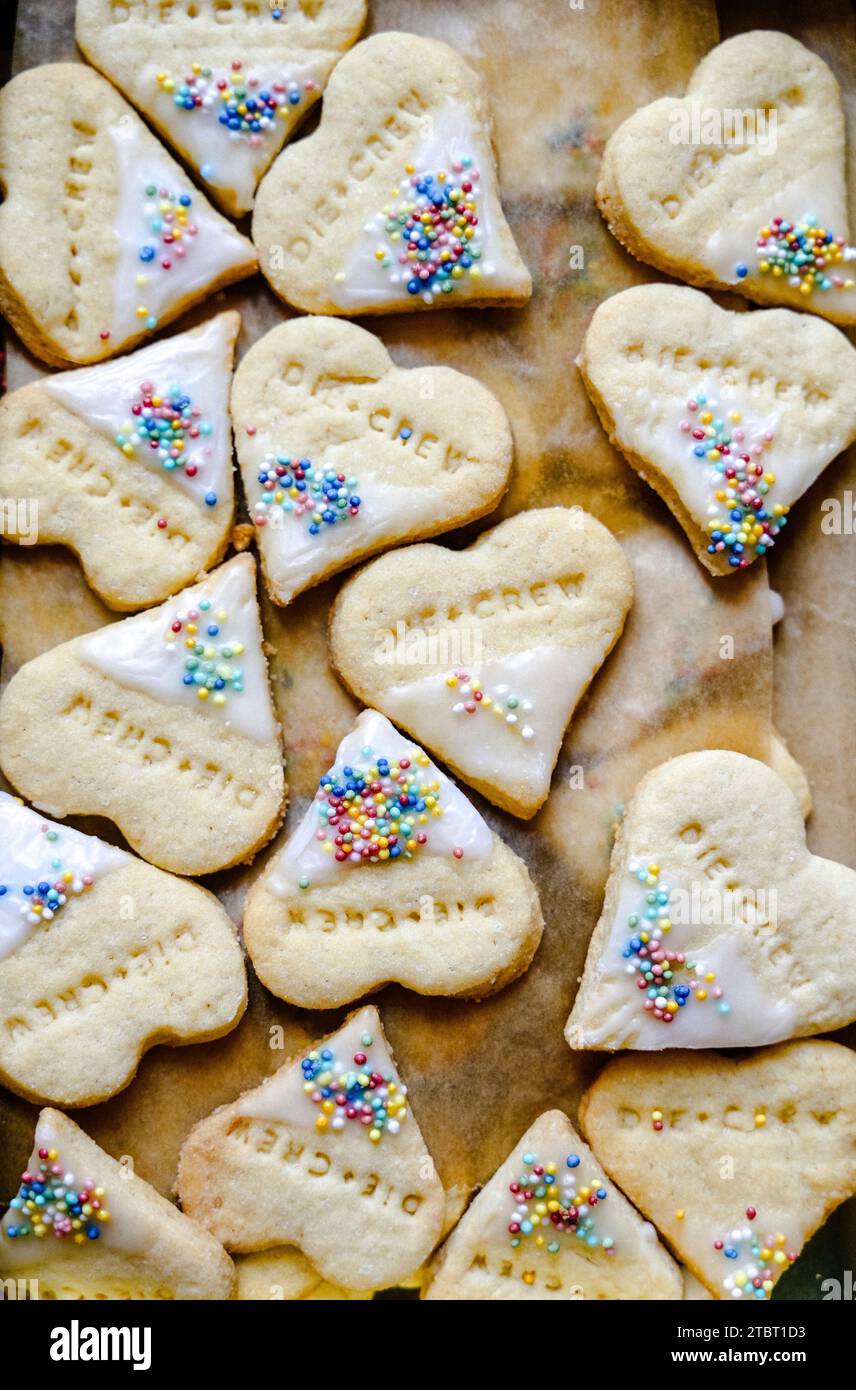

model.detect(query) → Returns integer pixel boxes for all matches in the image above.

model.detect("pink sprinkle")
[452,847,464,860]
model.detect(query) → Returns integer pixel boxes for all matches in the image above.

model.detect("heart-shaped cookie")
[231,316,513,605]
[0,312,240,610]
[424,1109,682,1301]
[253,31,531,314]
[76,0,367,217]
[578,285,856,574]
[0,64,256,367]
[0,555,284,875]
[243,709,543,1009]
[329,509,634,818]
[0,790,246,1106]
[597,31,856,325]
[566,750,856,1052]
[177,1004,446,1291]
[0,1108,235,1299]
[578,1041,856,1299]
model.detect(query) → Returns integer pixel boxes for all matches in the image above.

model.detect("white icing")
[236,1007,396,1129]
[382,645,603,804]
[257,472,445,603]
[44,316,235,507]
[268,709,492,894]
[609,367,832,536]
[703,168,856,316]
[108,116,251,342]
[329,100,529,309]
[135,61,320,211]
[79,557,277,744]
[574,872,797,1050]
[0,1113,152,1267]
[0,793,128,963]
[673,1206,798,1301]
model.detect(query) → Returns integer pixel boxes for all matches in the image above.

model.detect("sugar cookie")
[0,64,256,367]
[243,709,543,1008]
[0,555,284,875]
[0,1108,235,1299]
[566,750,856,1051]
[177,1004,445,1290]
[0,313,240,609]
[329,508,633,818]
[76,0,367,216]
[253,32,531,314]
[596,32,856,324]
[231,316,513,604]
[579,1041,856,1298]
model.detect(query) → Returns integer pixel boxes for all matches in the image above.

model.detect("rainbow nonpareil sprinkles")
[735,215,856,299]
[252,454,361,537]
[679,391,788,567]
[621,861,730,1025]
[373,159,483,302]
[0,822,95,928]
[714,1209,797,1299]
[4,1147,110,1244]
[508,1153,615,1256]
[135,184,198,331]
[302,1032,407,1144]
[164,596,245,707]
[115,383,217,506]
[446,670,535,739]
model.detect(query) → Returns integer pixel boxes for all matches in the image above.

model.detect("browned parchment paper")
[1,0,854,1292]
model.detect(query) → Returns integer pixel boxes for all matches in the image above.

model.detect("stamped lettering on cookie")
[596,32,856,325]
[253,32,531,315]
[231,316,513,604]
[578,1042,856,1298]
[578,285,856,574]
[0,65,256,367]
[0,1109,235,1299]
[329,508,634,818]
[566,750,856,1051]
[243,709,543,1008]
[0,313,240,610]
[76,0,367,217]
[0,556,284,876]
[177,1004,446,1291]
[425,1109,681,1300]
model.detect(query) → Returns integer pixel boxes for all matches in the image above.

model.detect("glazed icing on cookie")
[382,647,605,804]
[506,1150,617,1258]
[573,859,797,1051]
[0,793,127,963]
[330,102,529,309]
[143,61,320,209]
[108,116,252,342]
[79,557,277,743]
[235,1006,405,1140]
[44,316,235,509]
[247,440,444,602]
[269,710,491,894]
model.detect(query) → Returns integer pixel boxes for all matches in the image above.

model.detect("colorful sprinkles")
[621,861,730,1025]
[508,1153,615,1256]
[446,670,534,740]
[302,1031,407,1144]
[714,1209,797,1299]
[135,184,197,331]
[115,383,217,506]
[252,454,361,536]
[164,597,245,707]
[0,821,95,927]
[365,158,484,303]
[154,62,315,183]
[4,1147,110,1244]
[679,391,788,567]
[737,215,856,298]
